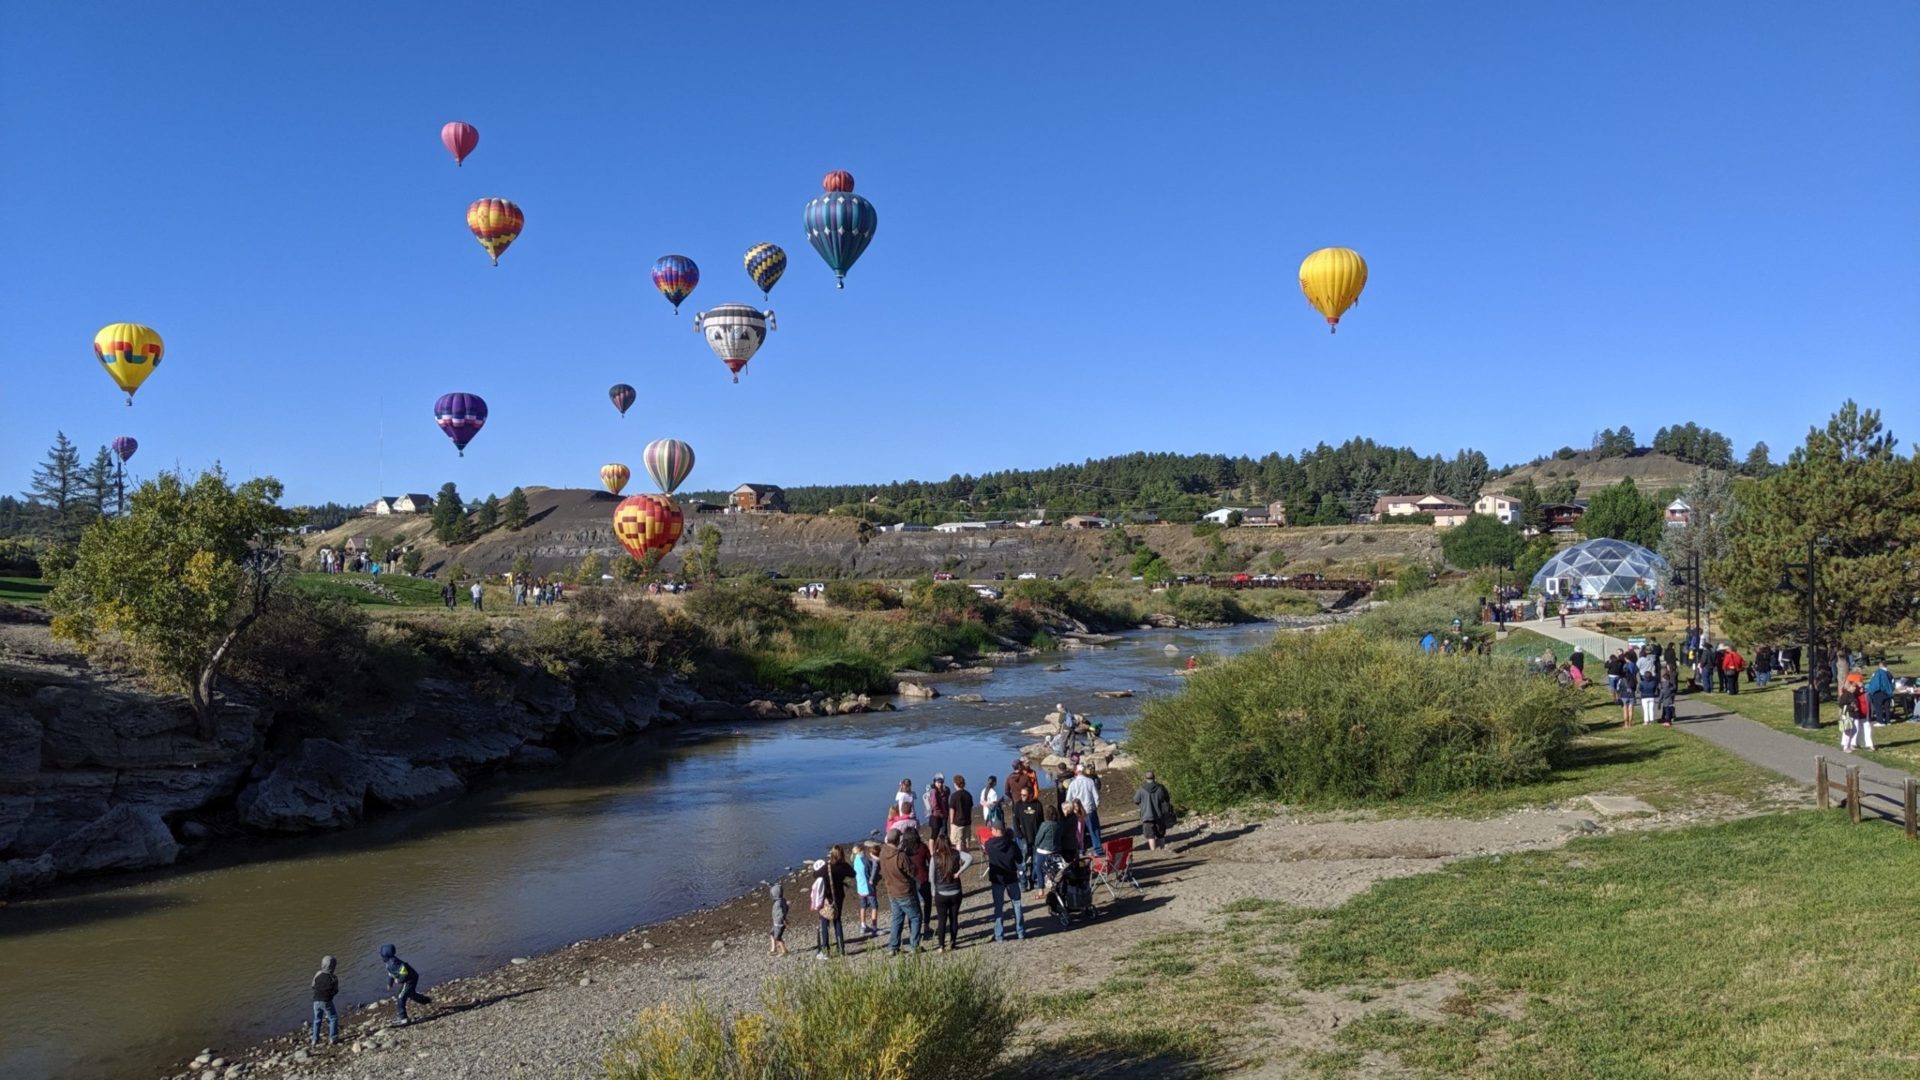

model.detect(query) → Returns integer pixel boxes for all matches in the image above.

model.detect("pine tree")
[82,446,117,515]
[28,432,83,513]
[502,487,530,530]
[1741,441,1774,478]
[1578,478,1662,547]
[475,494,500,530]
[430,482,467,543]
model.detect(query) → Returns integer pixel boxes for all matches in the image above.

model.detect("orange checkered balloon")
[612,494,683,561]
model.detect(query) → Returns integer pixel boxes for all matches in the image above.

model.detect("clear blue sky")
[5,3,1916,507]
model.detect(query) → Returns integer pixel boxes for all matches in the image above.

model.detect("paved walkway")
[1510,618,1919,824]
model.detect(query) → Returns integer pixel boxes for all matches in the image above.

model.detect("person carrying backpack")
[378,944,432,1025]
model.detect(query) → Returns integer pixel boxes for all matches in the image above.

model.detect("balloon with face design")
[692,303,776,383]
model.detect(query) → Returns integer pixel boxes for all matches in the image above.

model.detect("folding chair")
[1089,836,1142,901]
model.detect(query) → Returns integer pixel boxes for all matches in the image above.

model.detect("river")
[0,624,1275,1079]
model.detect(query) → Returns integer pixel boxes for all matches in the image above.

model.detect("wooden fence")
[1814,755,1920,838]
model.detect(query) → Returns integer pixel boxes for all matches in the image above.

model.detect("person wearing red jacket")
[1720,646,1745,696]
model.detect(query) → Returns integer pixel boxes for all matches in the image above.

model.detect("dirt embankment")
[1490,450,1711,497]
[306,489,1442,581]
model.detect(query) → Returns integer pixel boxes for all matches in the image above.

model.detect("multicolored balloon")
[1297,247,1369,333]
[642,438,695,495]
[743,243,786,299]
[601,463,631,496]
[93,323,165,405]
[612,494,684,562]
[693,304,776,383]
[433,392,488,456]
[467,198,523,265]
[441,122,479,166]
[609,383,636,417]
[651,255,699,314]
[803,170,877,288]
[111,436,138,464]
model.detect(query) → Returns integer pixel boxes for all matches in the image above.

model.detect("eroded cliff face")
[0,624,689,898]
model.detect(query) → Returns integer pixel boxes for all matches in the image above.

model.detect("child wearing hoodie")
[310,956,340,1046]
[379,944,433,1024]
[769,881,789,956]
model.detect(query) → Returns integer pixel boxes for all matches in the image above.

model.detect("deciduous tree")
[1578,478,1663,548]
[1441,513,1525,569]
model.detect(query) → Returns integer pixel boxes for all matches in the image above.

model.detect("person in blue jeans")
[984,821,1026,941]
[875,831,923,955]
[379,944,433,1024]
[310,955,340,1045]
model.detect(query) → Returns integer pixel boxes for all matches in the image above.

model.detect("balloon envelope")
[743,243,786,299]
[601,463,631,496]
[433,392,488,456]
[467,198,524,265]
[111,436,138,463]
[1297,247,1368,332]
[803,171,877,287]
[694,304,775,383]
[608,383,636,417]
[613,494,684,561]
[651,255,699,314]
[642,438,695,495]
[442,122,479,166]
[93,323,164,404]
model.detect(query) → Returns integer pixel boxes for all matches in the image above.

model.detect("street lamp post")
[1777,535,1819,729]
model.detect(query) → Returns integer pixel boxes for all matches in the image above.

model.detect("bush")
[1130,628,1579,809]
[1160,586,1247,625]
[1352,582,1483,642]
[603,957,1019,1080]
[0,538,42,576]
[823,580,901,611]
[683,580,802,648]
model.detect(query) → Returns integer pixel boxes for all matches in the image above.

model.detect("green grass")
[289,571,447,607]
[0,576,51,605]
[1704,656,1918,773]
[1292,811,1920,1078]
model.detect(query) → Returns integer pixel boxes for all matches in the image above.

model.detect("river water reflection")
[0,624,1275,1079]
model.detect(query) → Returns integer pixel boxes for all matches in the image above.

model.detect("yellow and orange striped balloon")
[600,463,630,496]
[467,198,524,265]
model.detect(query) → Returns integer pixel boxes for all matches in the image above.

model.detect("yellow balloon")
[600,463,631,496]
[1297,248,1368,333]
[93,323,165,404]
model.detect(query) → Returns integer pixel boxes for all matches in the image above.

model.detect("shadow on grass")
[994,1026,1225,1080]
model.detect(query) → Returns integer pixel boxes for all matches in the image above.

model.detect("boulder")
[896,682,939,699]
[0,853,55,895]
[46,804,179,875]
[362,755,465,809]
[948,694,985,704]
[747,700,789,720]
[236,739,371,831]
[1093,690,1134,699]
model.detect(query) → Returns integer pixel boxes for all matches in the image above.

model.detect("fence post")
[1846,767,1861,824]
[1815,756,1829,810]
[1906,778,1917,841]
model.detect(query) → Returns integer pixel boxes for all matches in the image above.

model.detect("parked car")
[972,585,1002,600]
[993,572,1007,581]
[1016,571,1039,580]
[932,571,956,581]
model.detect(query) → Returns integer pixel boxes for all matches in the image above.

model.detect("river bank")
[165,760,1790,1080]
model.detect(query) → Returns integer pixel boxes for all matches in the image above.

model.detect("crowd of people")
[775,759,1177,959]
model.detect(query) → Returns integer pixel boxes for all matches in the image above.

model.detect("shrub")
[823,580,901,611]
[1191,521,1223,539]
[683,579,802,648]
[603,957,1019,1080]
[1160,586,1247,625]
[1352,582,1483,641]
[1130,628,1579,809]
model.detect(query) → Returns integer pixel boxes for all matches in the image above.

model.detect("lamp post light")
[1776,535,1819,729]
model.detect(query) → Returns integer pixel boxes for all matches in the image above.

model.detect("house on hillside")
[1473,493,1521,525]
[934,520,1003,533]
[367,494,434,515]
[1266,500,1288,527]
[365,497,394,515]
[732,483,787,512]
[1371,494,1471,528]
[1202,507,1254,525]
[1665,498,1692,526]
[1542,501,1588,534]
[1063,514,1114,529]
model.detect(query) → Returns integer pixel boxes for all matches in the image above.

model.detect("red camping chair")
[1089,836,1141,901]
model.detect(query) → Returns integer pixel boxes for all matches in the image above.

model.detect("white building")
[1202,507,1255,525]
[1473,493,1521,525]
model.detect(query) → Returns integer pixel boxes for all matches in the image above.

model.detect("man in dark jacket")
[1134,771,1175,851]
[310,955,340,1046]
[379,944,432,1024]
[876,831,923,955]
[983,822,1025,942]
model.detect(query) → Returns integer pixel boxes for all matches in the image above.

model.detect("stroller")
[1042,855,1099,927]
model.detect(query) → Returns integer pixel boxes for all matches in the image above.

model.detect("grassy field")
[0,576,51,605]
[1292,811,1920,1078]
[288,571,450,607]
[1706,653,1920,772]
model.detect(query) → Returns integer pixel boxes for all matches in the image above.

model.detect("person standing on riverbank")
[878,830,923,955]
[853,840,881,936]
[769,882,789,957]
[924,775,950,841]
[378,944,432,1025]
[928,834,973,951]
[981,775,1003,829]
[1135,771,1174,851]
[1066,764,1104,856]
[810,849,854,959]
[948,774,975,852]
[985,821,1026,941]
[310,956,340,1046]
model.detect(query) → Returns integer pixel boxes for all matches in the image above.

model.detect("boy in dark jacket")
[379,943,433,1024]
[310,956,340,1046]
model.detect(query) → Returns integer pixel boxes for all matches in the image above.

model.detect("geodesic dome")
[1530,538,1669,598]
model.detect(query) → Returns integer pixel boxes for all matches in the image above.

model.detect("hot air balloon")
[433,392,488,456]
[601,463,631,496]
[693,304,775,383]
[609,383,636,417]
[803,170,877,287]
[743,243,786,300]
[111,436,138,464]
[467,198,524,265]
[1297,247,1368,333]
[651,255,699,314]
[642,438,695,495]
[441,122,479,166]
[612,494,684,562]
[92,323,164,405]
